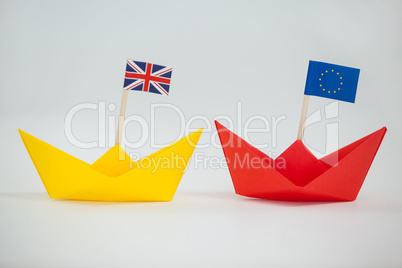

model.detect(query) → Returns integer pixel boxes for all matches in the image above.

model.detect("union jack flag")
[123,59,172,95]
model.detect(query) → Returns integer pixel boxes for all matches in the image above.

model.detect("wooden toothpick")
[297,95,310,141]
[115,89,129,145]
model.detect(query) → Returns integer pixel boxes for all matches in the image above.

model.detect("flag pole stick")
[297,95,310,141]
[115,89,129,145]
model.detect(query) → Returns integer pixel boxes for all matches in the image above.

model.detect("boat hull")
[19,129,202,202]
[215,121,386,202]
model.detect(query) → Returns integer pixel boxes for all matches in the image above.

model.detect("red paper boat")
[215,121,387,201]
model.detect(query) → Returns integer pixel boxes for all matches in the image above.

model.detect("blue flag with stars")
[304,61,360,103]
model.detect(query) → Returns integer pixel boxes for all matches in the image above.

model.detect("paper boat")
[215,121,386,201]
[19,128,203,202]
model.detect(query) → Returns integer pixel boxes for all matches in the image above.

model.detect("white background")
[1,0,401,267]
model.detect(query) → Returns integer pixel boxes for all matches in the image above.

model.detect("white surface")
[1,0,402,267]
[1,190,401,267]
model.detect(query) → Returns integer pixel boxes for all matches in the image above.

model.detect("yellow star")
[338,88,340,90]
[319,78,321,80]
[320,85,322,87]
[321,73,324,76]
[334,91,336,93]
[332,70,334,72]
[323,89,325,91]
[340,82,343,85]
[325,70,328,73]
[328,91,330,93]
[340,77,342,79]
[337,72,339,75]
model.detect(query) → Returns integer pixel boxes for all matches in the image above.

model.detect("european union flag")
[304,61,360,103]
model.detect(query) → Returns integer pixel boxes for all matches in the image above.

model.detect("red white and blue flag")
[123,59,172,95]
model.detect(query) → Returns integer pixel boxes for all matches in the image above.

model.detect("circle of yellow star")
[320,84,322,87]
[321,73,324,76]
[319,78,321,80]
[334,91,336,93]
[332,70,334,72]
[340,82,343,85]
[337,73,339,75]
[325,70,328,73]
[323,88,325,91]
[338,88,340,90]
[328,91,330,93]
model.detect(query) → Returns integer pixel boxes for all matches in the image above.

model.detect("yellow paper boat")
[19,128,203,202]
